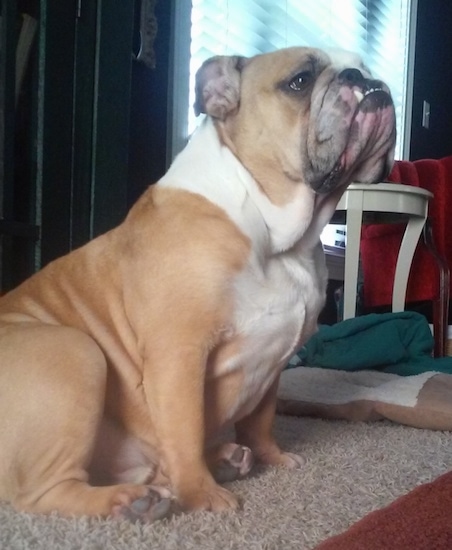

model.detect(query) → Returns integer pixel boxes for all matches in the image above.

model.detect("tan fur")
[0,188,251,515]
[219,49,327,206]
[0,47,395,520]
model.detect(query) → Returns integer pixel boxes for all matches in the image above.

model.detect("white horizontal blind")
[186,0,412,160]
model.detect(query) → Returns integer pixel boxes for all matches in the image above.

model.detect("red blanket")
[316,470,452,549]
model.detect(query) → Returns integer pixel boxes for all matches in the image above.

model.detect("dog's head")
[195,47,396,201]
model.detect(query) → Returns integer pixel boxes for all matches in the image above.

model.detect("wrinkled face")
[303,49,395,192]
[195,47,396,196]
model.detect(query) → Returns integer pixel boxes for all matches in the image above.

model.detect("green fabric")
[297,311,452,376]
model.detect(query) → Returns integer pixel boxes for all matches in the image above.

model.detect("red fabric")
[360,156,452,308]
[315,470,452,550]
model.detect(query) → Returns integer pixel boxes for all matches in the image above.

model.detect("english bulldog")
[0,47,396,521]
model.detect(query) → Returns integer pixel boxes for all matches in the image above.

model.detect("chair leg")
[423,218,450,357]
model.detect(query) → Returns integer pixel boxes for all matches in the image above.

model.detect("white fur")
[325,48,371,77]
[160,120,316,254]
[160,121,327,423]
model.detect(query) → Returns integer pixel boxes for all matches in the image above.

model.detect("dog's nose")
[338,68,365,86]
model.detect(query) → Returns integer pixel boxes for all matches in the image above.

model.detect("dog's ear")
[194,56,248,120]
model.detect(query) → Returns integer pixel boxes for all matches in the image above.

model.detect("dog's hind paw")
[207,442,254,483]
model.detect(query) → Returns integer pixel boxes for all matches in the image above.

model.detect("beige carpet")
[1,416,451,550]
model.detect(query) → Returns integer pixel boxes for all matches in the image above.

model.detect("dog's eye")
[288,71,312,92]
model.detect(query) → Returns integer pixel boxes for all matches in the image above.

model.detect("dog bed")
[277,312,452,430]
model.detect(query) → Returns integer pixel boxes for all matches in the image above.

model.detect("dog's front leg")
[142,346,240,512]
[235,376,305,468]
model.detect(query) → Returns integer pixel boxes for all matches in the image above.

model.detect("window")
[170,0,417,163]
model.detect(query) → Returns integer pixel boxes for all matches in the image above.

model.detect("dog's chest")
[207,247,326,423]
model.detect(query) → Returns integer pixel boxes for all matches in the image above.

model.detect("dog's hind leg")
[0,324,171,520]
[235,377,305,469]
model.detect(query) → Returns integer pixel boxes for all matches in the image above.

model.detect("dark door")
[0,0,135,292]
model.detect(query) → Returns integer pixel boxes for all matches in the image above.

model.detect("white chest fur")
[160,120,328,423]
[162,121,316,254]
[221,243,326,420]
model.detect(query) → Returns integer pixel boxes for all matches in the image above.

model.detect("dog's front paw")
[272,451,305,469]
[207,443,254,483]
[254,446,305,469]
[177,481,240,512]
[111,486,173,522]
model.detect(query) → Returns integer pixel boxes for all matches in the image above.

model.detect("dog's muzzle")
[339,68,392,112]
[310,67,395,194]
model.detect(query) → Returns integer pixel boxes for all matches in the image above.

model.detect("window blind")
[186,0,413,160]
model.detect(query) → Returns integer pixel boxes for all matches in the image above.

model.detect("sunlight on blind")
[188,0,412,160]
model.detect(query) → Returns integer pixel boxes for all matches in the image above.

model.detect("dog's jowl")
[0,47,396,521]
